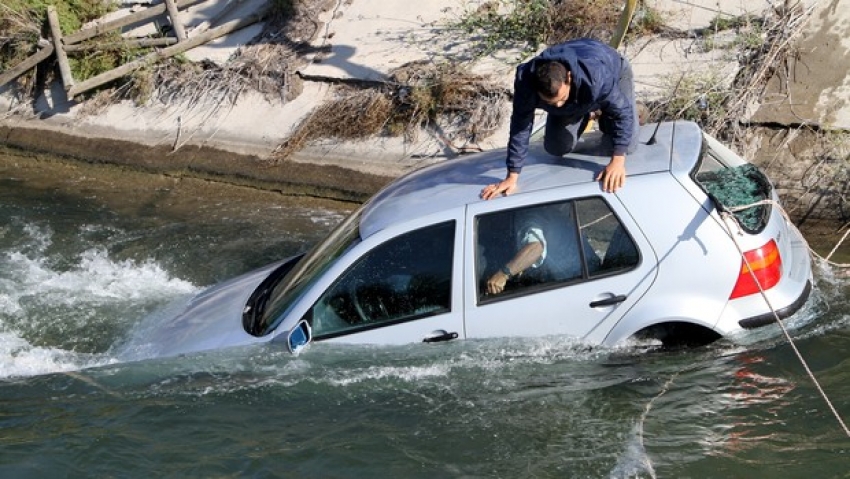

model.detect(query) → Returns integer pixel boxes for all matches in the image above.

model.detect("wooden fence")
[0,0,263,98]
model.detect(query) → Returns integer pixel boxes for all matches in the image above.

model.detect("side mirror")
[286,319,312,355]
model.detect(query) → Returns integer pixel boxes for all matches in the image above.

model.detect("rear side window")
[308,221,455,339]
[695,142,772,233]
[576,197,640,277]
[475,198,638,302]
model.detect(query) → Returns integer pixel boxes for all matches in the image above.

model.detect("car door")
[301,213,466,345]
[463,185,658,342]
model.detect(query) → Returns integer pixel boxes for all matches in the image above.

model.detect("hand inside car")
[486,270,509,295]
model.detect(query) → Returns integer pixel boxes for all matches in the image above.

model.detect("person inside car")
[485,206,597,295]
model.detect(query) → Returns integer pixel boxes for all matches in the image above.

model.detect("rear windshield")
[694,137,772,233]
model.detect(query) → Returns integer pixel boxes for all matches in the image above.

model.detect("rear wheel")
[634,322,721,349]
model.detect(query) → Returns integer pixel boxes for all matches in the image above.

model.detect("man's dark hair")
[532,61,568,98]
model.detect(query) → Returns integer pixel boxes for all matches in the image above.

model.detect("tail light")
[730,239,782,299]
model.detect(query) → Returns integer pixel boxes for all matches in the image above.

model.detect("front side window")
[308,221,455,339]
[244,208,364,337]
[476,198,638,302]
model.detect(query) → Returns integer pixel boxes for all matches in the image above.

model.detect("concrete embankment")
[0,123,390,203]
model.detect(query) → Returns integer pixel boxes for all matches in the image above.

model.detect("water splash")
[0,331,112,378]
[0,223,199,377]
[3,247,196,308]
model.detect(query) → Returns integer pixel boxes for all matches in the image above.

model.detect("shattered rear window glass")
[696,163,772,233]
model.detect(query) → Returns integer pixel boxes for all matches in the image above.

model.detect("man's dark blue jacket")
[506,38,635,173]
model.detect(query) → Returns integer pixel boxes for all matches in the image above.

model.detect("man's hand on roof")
[481,172,519,200]
[597,155,626,193]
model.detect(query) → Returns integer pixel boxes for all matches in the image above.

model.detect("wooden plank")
[47,6,75,90]
[187,0,244,36]
[67,13,264,98]
[64,0,206,45]
[610,0,638,49]
[164,0,188,41]
[0,43,55,88]
[64,37,179,53]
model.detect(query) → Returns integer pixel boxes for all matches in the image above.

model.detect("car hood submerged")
[126,262,286,359]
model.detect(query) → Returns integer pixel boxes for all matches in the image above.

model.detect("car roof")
[360,121,703,238]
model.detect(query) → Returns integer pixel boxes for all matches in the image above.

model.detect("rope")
[824,226,850,265]
[726,199,850,269]
[634,372,680,479]
[719,201,850,438]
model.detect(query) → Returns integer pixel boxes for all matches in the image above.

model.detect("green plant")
[448,0,551,57]
[628,2,666,36]
[4,0,112,34]
[732,28,764,50]
[708,13,759,32]
[445,0,623,60]
[697,13,764,53]
[1,0,115,83]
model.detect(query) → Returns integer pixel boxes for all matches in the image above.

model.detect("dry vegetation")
[76,0,330,123]
[272,0,643,161]
[272,62,509,161]
[631,3,818,140]
[445,0,666,58]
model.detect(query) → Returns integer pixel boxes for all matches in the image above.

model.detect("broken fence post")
[64,37,179,53]
[610,0,638,50]
[163,0,188,41]
[63,0,206,45]
[67,13,264,98]
[46,6,75,91]
[0,42,55,88]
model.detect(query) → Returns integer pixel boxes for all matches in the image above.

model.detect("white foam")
[324,363,451,386]
[2,247,198,313]
[609,421,658,479]
[1,225,200,377]
[0,331,112,378]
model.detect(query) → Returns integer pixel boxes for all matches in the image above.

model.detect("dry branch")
[712,1,818,139]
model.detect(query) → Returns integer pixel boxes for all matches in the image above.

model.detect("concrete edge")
[0,121,393,203]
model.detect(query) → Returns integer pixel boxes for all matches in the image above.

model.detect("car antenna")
[646,73,686,146]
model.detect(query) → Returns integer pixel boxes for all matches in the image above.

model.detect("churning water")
[1,149,848,478]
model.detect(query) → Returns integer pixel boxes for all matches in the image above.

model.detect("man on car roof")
[481,38,640,199]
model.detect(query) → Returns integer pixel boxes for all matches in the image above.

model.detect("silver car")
[131,121,813,358]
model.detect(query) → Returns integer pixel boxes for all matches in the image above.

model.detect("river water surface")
[1,147,848,478]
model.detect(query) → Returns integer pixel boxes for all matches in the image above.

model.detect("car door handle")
[423,330,459,343]
[589,295,627,308]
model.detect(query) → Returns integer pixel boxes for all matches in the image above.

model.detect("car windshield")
[694,134,772,233]
[250,207,364,337]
